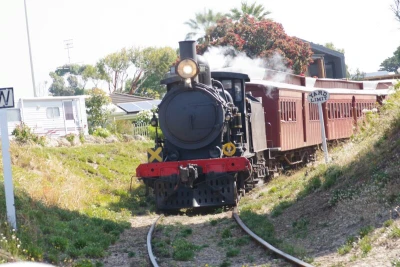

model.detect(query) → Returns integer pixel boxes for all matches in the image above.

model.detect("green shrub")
[92,128,111,138]
[148,125,163,140]
[65,133,75,144]
[12,123,46,145]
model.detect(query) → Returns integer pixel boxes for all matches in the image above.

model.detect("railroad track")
[147,209,314,267]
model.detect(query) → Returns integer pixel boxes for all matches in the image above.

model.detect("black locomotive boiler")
[136,40,268,210]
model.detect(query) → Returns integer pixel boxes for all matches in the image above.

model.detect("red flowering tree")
[197,15,313,74]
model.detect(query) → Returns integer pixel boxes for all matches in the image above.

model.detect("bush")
[148,125,163,140]
[92,128,111,138]
[65,133,75,144]
[12,123,45,145]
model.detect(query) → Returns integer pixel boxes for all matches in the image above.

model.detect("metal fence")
[133,122,149,138]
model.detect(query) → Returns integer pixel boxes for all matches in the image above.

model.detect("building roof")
[110,92,153,104]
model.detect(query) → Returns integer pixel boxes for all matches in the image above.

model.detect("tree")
[49,64,102,96]
[126,46,177,97]
[48,72,75,96]
[81,64,104,88]
[97,48,131,93]
[227,1,271,21]
[379,45,400,73]
[85,88,111,133]
[184,9,224,43]
[392,0,400,23]
[197,15,313,74]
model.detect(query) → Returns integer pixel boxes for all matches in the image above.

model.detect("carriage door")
[63,100,76,134]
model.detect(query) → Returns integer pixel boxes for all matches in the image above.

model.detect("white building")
[5,95,89,137]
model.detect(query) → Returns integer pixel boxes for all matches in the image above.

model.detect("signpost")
[0,87,16,229]
[307,89,330,164]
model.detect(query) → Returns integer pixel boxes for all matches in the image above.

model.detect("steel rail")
[232,207,314,267]
[147,215,163,267]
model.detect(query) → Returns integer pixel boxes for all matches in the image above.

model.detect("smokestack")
[179,41,197,60]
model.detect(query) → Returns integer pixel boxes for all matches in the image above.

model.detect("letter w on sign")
[0,88,14,108]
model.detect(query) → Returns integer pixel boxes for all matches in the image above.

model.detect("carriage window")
[234,80,242,101]
[350,103,353,117]
[309,103,319,121]
[221,80,232,90]
[280,100,296,122]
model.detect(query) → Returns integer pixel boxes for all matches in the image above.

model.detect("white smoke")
[202,46,293,82]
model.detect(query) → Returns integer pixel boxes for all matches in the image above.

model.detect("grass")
[0,140,153,265]
[154,222,207,262]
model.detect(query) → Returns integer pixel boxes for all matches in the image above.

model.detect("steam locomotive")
[136,40,391,210]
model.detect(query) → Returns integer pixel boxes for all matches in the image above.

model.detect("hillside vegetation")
[0,140,153,266]
[239,81,400,266]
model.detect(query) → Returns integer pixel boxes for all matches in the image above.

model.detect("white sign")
[0,88,14,108]
[307,89,330,164]
[0,88,16,229]
[307,90,330,104]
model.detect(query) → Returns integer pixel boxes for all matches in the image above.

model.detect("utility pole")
[24,0,37,97]
[64,39,73,65]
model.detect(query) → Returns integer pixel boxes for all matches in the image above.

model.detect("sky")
[0,0,399,100]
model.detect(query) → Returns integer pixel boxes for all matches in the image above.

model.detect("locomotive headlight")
[176,59,199,79]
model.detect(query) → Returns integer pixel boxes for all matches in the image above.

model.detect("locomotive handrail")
[233,207,314,267]
[147,215,163,267]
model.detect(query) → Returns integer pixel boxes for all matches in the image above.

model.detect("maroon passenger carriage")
[245,71,392,169]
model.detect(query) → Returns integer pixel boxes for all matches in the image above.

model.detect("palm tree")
[228,1,271,21]
[184,9,224,43]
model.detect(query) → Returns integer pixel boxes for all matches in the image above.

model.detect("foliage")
[148,125,163,140]
[184,9,224,43]
[126,46,177,96]
[227,1,271,21]
[197,15,313,74]
[11,123,45,145]
[48,72,74,96]
[65,133,75,144]
[134,110,153,124]
[49,64,102,96]
[97,48,131,93]
[379,45,400,73]
[85,88,111,133]
[92,128,111,138]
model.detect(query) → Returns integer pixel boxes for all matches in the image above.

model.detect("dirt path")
[102,215,158,267]
[102,210,293,267]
